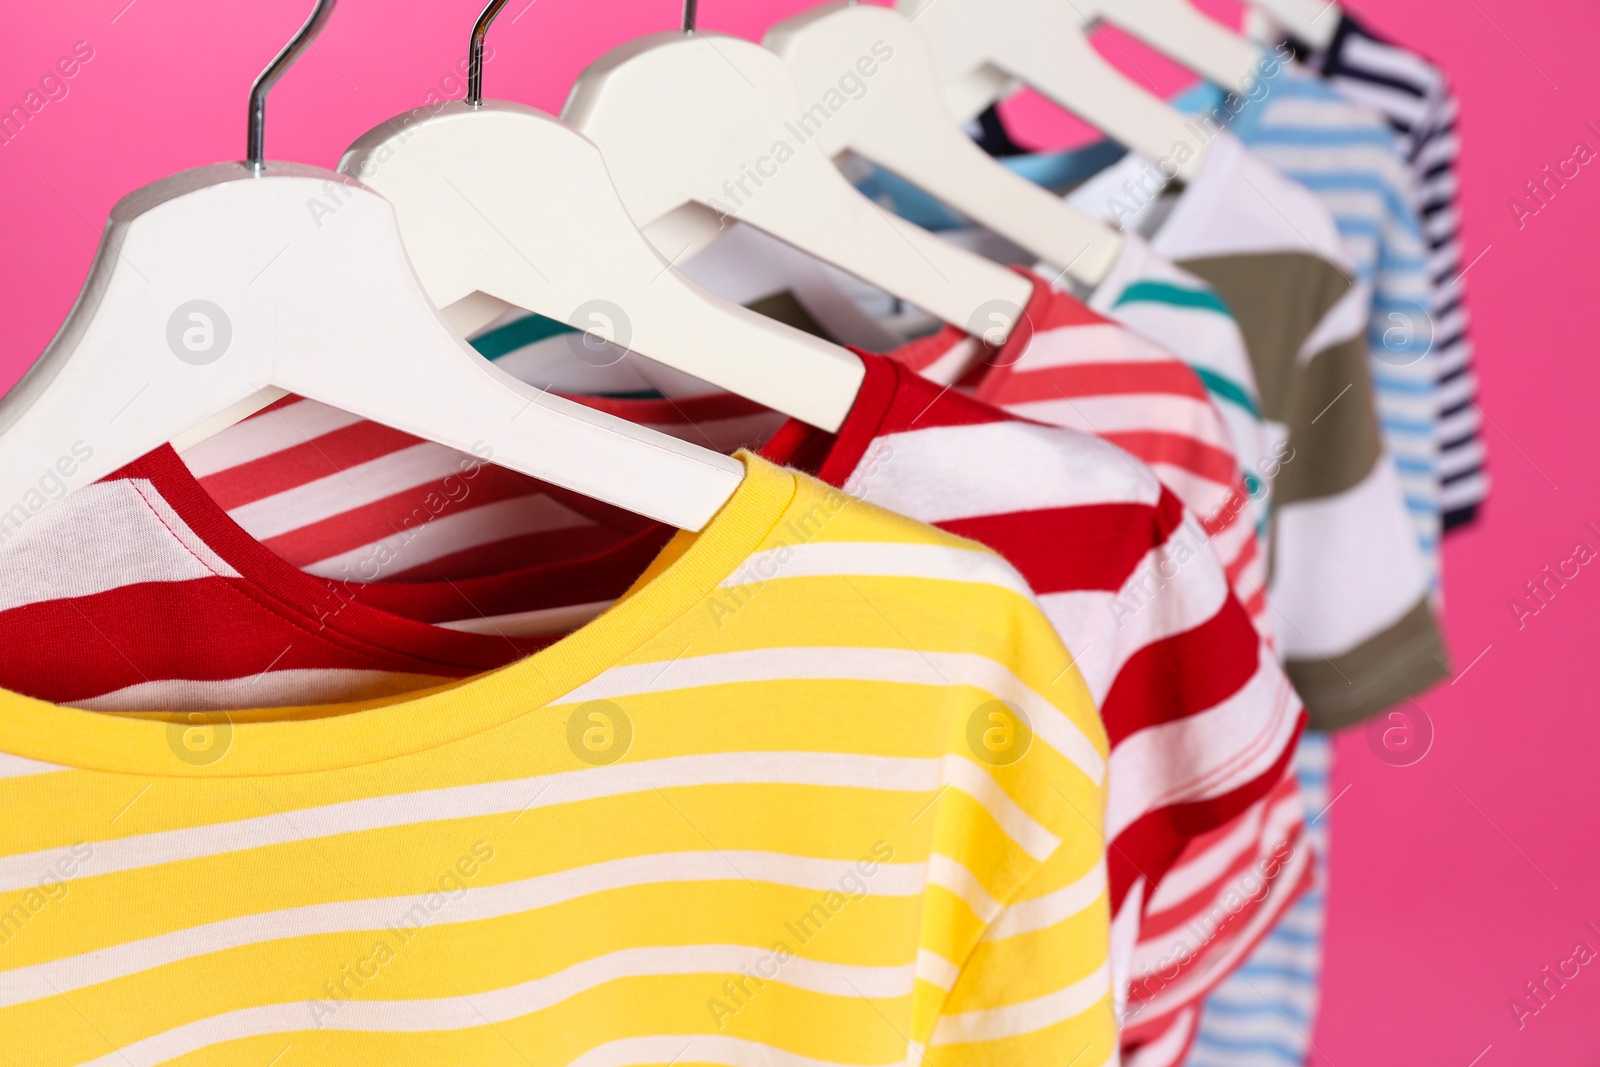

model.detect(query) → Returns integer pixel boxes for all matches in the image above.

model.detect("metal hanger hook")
[468,0,510,106]
[683,0,697,35]
[247,0,338,171]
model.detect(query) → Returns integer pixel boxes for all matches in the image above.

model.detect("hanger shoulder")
[343,101,863,432]
[1,165,742,532]
[766,3,1121,286]
[1087,0,1265,89]
[565,31,1032,336]
[899,0,1211,182]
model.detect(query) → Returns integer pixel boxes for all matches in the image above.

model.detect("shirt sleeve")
[923,844,1120,1067]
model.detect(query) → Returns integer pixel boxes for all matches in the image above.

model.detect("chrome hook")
[684,0,698,35]
[468,0,510,107]
[247,0,339,170]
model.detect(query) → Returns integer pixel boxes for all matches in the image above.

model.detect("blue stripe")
[1199,997,1314,1026]
[1245,924,1324,948]
[1190,1034,1310,1061]
[1368,376,1440,395]
[1244,124,1401,149]
[1222,966,1324,991]
[1380,416,1439,436]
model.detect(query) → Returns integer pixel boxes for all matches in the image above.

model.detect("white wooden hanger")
[897,0,1219,182]
[0,0,743,533]
[764,2,1123,286]
[336,0,864,433]
[1245,2,1340,51]
[561,0,1035,345]
[1079,0,1266,90]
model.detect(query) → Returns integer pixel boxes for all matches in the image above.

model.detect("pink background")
[2,0,1597,1061]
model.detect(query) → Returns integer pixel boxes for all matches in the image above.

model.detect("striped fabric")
[1182,734,1332,1067]
[484,275,1307,1049]
[1173,61,1442,588]
[1080,234,1278,547]
[844,134,1447,727]
[0,338,1304,1063]
[845,165,1276,535]
[0,454,1122,1066]
[885,270,1271,632]
[1058,133,1447,731]
[1307,14,1486,530]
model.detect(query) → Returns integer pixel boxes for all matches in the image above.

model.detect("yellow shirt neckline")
[0,454,795,779]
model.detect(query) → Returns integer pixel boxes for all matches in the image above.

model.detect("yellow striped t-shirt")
[0,455,1113,1067]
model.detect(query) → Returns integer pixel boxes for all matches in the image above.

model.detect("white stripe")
[0,851,928,1010]
[915,949,961,992]
[227,442,478,542]
[81,946,916,1067]
[437,600,615,637]
[1339,34,1443,94]
[301,491,596,580]
[1142,792,1303,925]
[1271,459,1429,658]
[1106,662,1299,841]
[0,753,68,780]
[1124,1007,1197,1067]
[0,752,944,893]
[1127,843,1313,1025]
[1297,278,1370,366]
[70,670,446,713]
[1327,77,1432,132]
[180,399,366,478]
[930,961,1111,1045]
[1142,796,1271,913]
[1020,322,1177,368]
[985,860,1107,940]
[0,480,238,613]
[941,754,1060,862]
[568,1036,900,1067]
[723,542,1035,604]
[564,648,1107,789]
[639,413,788,455]
[1030,393,1238,453]
[1036,512,1232,707]
[851,421,1161,524]
[926,853,1001,923]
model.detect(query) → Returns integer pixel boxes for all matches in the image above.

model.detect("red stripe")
[197,421,424,510]
[1100,596,1263,743]
[877,380,1030,436]
[1106,713,1304,908]
[983,361,1213,405]
[1100,432,1241,490]
[385,525,640,585]
[579,392,771,425]
[883,327,967,374]
[935,492,1185,596]
[1136,780,1302,942]
[1123,841,1315,1043]
[0,580,477,705]
[343,527,674,622]
[255,469,556,573]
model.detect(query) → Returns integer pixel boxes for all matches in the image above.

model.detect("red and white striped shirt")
[0,344,1302,1042]
[888,270,1269,630]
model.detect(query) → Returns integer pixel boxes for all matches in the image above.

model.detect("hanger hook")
[683,0,697,35]
[468,0,510,107]
[247,0,339,171]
